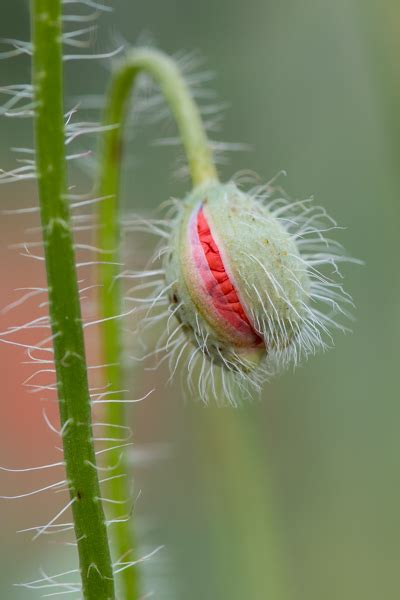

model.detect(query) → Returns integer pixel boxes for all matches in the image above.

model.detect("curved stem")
[96,48,217,600]
[31,2,115,599]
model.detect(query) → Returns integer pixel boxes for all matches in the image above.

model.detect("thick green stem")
[31,2,115,599]
[97,48,217,600]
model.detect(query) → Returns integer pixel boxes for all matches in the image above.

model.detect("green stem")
[97,48,217,600]
[31,2,115,599]
[198,407,287,600]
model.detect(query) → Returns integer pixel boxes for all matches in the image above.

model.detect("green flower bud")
[135,179,351,404]
[166,180,308,360]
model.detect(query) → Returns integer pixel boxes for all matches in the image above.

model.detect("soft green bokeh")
[0,1,399,598]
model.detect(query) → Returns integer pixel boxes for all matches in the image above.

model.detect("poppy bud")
[142,179,351,403]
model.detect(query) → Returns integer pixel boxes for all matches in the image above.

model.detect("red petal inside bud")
[195,206,263,347]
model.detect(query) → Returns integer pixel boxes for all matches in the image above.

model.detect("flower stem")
[96,48,217,600]
[31,2,115,598]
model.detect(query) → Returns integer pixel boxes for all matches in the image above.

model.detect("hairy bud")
[166,181,310,368]
[136,179,352,403]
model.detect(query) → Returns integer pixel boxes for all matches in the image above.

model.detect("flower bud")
[132,179,352,403]
[164,181,322,395]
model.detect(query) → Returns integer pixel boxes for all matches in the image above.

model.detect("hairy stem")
[31,1,115,598]
[97,48,217,599]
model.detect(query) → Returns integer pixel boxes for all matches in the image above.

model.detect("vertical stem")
[96,62,139,600]
[97,48,217,600]
[198,407,287,600]
[31,2,115,599]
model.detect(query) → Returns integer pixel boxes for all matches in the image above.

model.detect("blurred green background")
[0,0,399,598]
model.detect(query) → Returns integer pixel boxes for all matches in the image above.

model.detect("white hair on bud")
[124,176,356,405]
